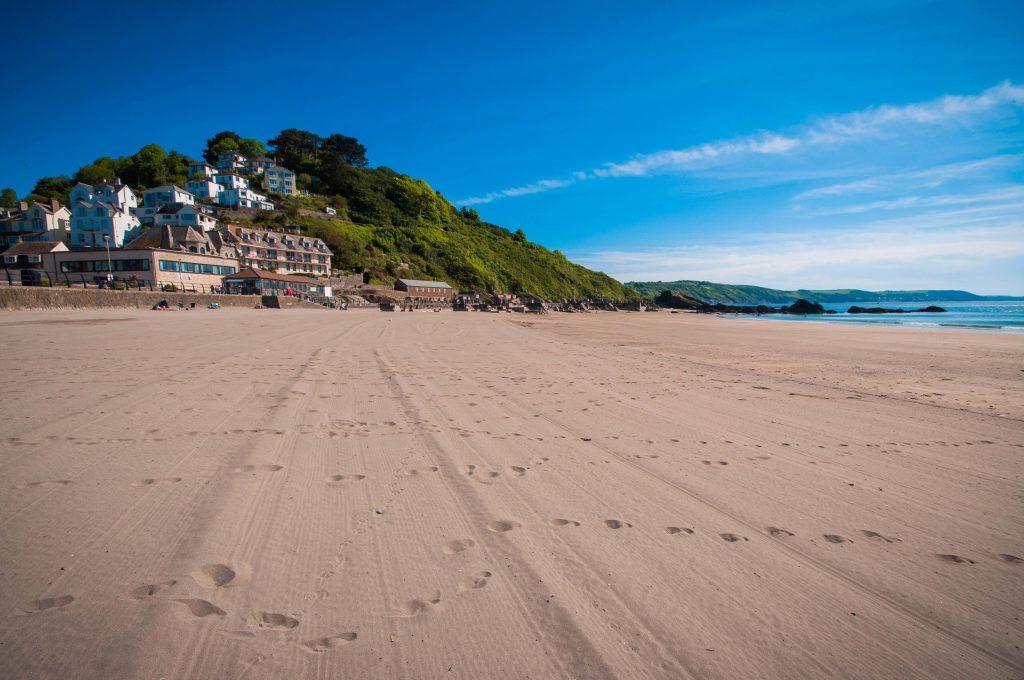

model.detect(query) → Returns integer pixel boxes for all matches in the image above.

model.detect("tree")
[121,144,169,188]
[238,138,267,159]
[203,131,241,163]
[28,176,74,203]
[513,228,527,242]
[268,129,321,171]
[320,134,368,168]
[0,188,17,208]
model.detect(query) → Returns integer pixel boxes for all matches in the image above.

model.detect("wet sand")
[0,308,1021,679]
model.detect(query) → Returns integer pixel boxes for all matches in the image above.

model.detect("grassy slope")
[627,280,1022,304]
[241,184,634,299]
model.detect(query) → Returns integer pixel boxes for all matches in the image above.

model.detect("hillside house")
[216,151,247,172]
[220,225,331,275]
[0,200,72,247]
[185,177,223,200]
[265,165,297,195]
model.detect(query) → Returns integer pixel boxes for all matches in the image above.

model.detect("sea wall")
[0,286,330,311]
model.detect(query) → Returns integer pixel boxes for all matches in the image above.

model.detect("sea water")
[744,300,1024,332]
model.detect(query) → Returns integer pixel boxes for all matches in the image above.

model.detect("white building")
[0,200,72,247]
[218,188,274,211]
[137,185,196,224]
[265,165,297,195]
[246,157,276,175]
[214,172,249,191]
[69,181,141,247]
[154,204,218,232]
[187,161,218,179]
[216,151,247,172]
[185,177,223,200]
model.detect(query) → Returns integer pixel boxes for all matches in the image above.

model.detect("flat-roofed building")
[224,267,328,296]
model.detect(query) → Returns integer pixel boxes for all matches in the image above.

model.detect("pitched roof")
[397,278,452,289]
[2,241,69,255]
[126,225,207,250]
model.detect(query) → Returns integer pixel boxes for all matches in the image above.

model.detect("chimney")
[162,224,174,249]
[18,201,28,212]
[50,198,60,212]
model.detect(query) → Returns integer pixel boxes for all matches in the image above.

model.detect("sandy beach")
[0,307,1021,679]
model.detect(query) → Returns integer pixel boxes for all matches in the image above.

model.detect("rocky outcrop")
[780,299,827,315]
[847,305,947,314]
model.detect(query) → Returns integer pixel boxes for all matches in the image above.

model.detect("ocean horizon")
[728,300,1024,332]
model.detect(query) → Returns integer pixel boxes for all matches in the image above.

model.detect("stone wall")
[0,286,331,311]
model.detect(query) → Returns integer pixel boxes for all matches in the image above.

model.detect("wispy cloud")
[455,81,1024,205]
[802,186,1024,216]
[574,220,1024,290]
[792,155,1022,201]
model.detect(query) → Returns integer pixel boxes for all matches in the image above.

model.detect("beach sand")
[0,308,1021,679]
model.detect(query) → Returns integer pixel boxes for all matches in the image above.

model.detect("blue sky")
[2,1,1022,292]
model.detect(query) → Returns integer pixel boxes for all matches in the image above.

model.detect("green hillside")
[627,280,1023,304]
[14,130,635,300]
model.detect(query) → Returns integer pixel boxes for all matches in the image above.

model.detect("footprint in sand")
[666,527,694,535]
[766,527,795,537]
[860,530,900,543]
[193,563,250,589]
[391,592,441,618]
[325,474,366,483]
[18,595,74,614]
[133,477,182,487]
[404,467,439,476]
[548,518,581,527]
[458,571,493,592]
[999,554,1023,564]
[720,533,748,542]
[509,466,528,477]
[442,539,475,555]
[823,534,849,544]
[936,554,975,564]
[130,580,177,599]
[257,612,300,629]
[303,632,357,652]
[604,520,633,529]
[16,480,72,489]
[487,520,521,533]
[175,599,226,618]
[233,465,283,474]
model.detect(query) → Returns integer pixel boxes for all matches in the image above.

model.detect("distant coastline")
[627,279,1023,306]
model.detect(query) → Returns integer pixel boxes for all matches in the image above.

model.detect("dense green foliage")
[628,280,1023,304]
[1,188,16,208]
[203,131,267,164]
[241,179,633,298]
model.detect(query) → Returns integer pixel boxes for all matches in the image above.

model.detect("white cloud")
[792,155,1021,201]
[803,186,1024,216]
[455,81,1024,206]
[572,211,1024,289]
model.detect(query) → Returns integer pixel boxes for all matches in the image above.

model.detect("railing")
[1,268,348,309]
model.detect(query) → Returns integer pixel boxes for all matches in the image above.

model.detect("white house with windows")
[69,181,141,247]
[0,200,72,247]
[138,185,196,224]
[185,177,223,200]
[154,204,218,232]
[187,160,218,179]
[214,172,249,191]
[218,188,274,211]
[246,157,276,175]
[216,151,247,172]
[70,181,137,214]
[265,165,297,195]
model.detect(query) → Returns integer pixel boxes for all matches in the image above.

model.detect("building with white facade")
[154,204,218,232]
[69,181,141,247]
[216,151,247,172]
[187,161,218,179]
[265,165,297,195]
[138,185,196,224]
[185,177,223,200]
[218,188,274,211]
[220,225,332,275]
[214,172,249,191]
[246,157,276,175]
[0,200,72,247]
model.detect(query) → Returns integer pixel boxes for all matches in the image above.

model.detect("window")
[27,255,41,263]
[3,255,16,264]
[158,260,236,275]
